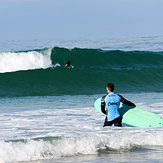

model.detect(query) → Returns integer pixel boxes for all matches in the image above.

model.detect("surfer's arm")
[118,94,136,107]
[101,95,106,114]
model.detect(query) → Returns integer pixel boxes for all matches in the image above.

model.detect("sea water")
[0,36,162,163]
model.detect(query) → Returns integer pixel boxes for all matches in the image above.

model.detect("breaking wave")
[0,47,163,96]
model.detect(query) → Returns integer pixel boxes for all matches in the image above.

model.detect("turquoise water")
[0,36,163,162]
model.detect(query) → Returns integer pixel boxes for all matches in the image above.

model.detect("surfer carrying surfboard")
[101,83,136,127]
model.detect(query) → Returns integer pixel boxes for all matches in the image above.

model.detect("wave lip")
[0,48,52,73]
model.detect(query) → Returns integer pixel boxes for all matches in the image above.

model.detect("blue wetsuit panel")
[104,92,121,121]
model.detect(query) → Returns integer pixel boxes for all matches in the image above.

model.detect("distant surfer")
[65,61,73,68]
[101,83,136,127]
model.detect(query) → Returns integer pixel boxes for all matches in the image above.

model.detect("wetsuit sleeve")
[101,95,106,115]
[118,94,136,107]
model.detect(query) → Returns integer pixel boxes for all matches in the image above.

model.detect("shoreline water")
[0,93,162,162]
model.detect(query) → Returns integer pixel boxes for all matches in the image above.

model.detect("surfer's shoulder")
[101,95,107,102]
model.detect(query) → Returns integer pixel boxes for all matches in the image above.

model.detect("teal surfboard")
[94,98,163,127]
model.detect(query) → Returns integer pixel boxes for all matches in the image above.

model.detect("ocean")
[0,36,163,163]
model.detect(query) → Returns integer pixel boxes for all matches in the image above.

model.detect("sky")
[0,0,163,40]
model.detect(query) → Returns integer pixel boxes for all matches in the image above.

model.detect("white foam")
[0,94,162,162]
[0,130,162,162]
[0,48,52,73]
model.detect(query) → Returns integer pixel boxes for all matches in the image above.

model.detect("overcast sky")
[0,0,163,40]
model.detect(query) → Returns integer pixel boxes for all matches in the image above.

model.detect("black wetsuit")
[101,94,136,127]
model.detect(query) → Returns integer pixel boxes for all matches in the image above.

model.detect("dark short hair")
[107,83,114,92]
[66,61,70,65]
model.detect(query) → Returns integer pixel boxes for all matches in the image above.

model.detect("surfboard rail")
[94,98,163,127]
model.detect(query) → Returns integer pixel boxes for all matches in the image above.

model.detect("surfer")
[101,83,136,127]
[65,61,72,68]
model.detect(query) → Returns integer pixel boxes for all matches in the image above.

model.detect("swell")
[0,47,162,97]
[51,47,163,68]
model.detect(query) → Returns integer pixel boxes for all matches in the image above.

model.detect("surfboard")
[94,98,163,127]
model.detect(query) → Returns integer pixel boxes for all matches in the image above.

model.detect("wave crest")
[0,48,52,73]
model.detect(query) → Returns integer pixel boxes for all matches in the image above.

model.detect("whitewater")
[0,36,163,163]
[0,94,162,163]
[0,48,52,73]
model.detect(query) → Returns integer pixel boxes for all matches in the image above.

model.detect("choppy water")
[0,36,162,162]
[0,94,162,163]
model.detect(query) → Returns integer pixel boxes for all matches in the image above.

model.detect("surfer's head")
[106,83,114,93]
[66,61,70,66]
